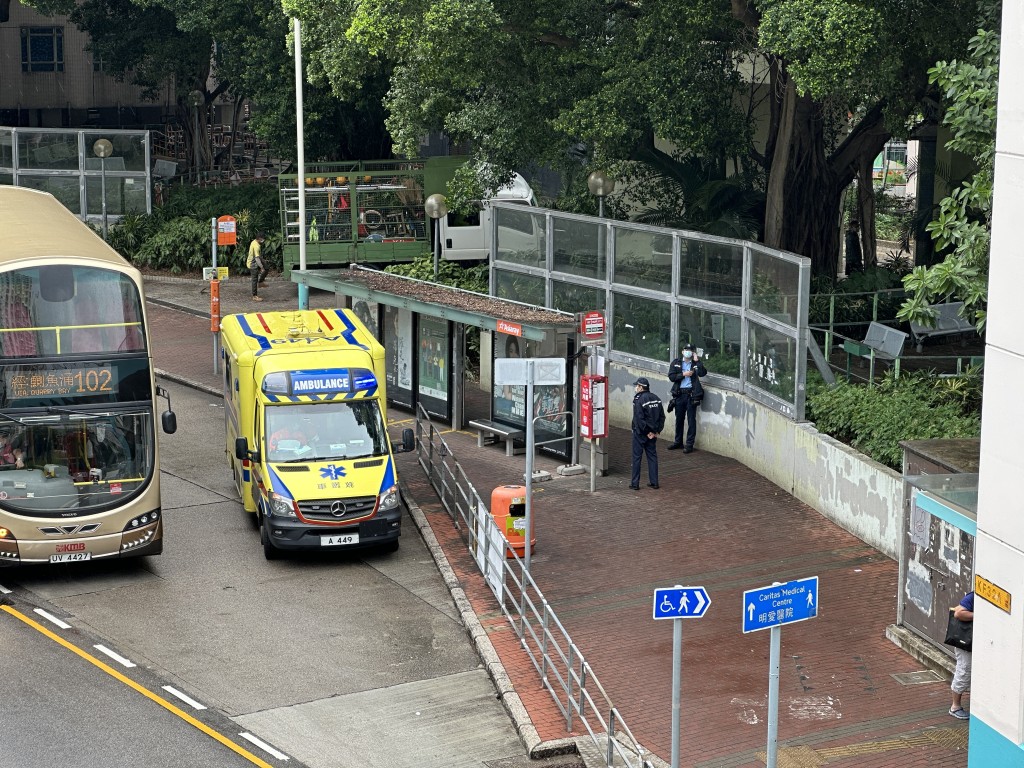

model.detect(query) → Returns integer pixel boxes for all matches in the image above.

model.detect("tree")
[287,0,983,276]
[899,8,999,332]
[26,0,392,173]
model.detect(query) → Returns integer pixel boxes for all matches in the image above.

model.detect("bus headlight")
[378,484,400,511]
[269,492,297,518]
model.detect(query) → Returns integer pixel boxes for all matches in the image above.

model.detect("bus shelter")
[291,266,583,461]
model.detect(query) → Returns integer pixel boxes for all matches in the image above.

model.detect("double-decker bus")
[0,187,176,566]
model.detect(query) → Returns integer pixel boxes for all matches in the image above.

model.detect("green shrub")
[133,218,213,273]
[384,253,488,294]
[806,370,981,469]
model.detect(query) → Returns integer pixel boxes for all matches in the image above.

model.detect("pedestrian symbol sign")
[742,577,819,633]
[653,585,711,620]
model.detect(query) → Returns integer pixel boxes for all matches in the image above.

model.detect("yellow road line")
[1,605,275,768]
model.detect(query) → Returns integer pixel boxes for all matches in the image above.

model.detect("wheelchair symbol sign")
[653,586,711,619]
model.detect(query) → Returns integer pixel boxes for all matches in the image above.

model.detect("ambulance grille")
[299,496,377,522]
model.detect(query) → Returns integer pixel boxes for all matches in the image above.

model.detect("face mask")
[683,351,693,360]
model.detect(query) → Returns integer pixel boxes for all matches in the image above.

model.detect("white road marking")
[93,644,137,668]
[239,733,290,761]
[0,583,12,594]
[161,685,207,710]
[33,608,71,629]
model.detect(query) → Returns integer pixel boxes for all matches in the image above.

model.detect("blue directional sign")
[742,577,819,633]
[653,585,711,620]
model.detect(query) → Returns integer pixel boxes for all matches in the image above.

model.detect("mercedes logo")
[330,501,347,517]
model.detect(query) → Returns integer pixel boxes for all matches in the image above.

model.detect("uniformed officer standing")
[630,377,665,490]
[667,343,707,453]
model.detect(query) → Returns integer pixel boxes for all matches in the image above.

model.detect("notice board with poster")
[383,305,414,409]
[492,331,571,459]
[417,315,451,420]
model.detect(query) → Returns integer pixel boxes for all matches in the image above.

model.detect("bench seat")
[468,419,525,457]
[909,302,974,352]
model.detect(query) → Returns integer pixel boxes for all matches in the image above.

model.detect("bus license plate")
[50,552,92,563]
[322,533,359,547]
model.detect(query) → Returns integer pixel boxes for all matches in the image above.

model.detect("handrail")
[412,403,655,768]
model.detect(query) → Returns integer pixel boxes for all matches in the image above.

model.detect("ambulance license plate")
[322,533,359,546]
[50,552,92,563]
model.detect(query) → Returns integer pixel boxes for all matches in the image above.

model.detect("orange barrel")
[490,485,535,559]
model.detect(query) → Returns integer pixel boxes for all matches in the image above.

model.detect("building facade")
[970,1,1024,765]
[0,0,171,128]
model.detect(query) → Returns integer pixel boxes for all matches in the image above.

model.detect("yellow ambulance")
[221,308,414,559]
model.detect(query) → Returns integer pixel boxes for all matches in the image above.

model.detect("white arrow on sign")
[747,603,755,621]
[694,591,707,616]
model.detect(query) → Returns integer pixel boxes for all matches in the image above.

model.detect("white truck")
[439,172,539,261]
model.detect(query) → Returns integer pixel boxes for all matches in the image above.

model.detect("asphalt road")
[0,382,527,768]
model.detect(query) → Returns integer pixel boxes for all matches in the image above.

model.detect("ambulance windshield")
[265,400,389,463]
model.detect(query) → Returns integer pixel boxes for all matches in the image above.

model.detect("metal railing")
[414,403,654,768]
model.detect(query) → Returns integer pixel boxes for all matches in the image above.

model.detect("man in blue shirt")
[667,344,707,453]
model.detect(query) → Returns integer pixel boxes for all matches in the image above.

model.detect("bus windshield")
[0,265,145,358]
[265,400,388,463]
[0,411,154,516]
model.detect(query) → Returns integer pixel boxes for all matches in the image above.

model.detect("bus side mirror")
[161,410,177,435]
[235,437,249,461]
[157,386,176,434]
[401,428,414,453]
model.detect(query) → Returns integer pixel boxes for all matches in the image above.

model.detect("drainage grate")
[891,670,945,685]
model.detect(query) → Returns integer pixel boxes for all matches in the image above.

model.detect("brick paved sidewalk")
[144,279,969,768]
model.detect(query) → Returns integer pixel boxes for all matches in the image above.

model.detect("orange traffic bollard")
[490,484,535,559]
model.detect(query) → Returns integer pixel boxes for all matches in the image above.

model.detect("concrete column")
[970,2,1024,764]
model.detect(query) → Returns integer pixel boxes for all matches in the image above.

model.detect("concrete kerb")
[401,484,584,761]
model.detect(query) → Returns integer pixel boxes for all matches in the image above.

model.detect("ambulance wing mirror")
[157,386,177,434]
[235,437,256,462]
[399,428,415,453]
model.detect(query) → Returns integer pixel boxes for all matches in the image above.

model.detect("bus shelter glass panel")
[494,206,545,268]
[1,129,14,170]
[19,131,80,171]
[553,215,605,279]
[749,246,800,325]
[416,315,451,421]
[613,228,672,291]
[493,268,545,306]
[612,292,671,361]
[86,176,147,216]
[83,132,148,172]
[493,332,570,458]
[679,305,742,381]
[15,175,81,215]
[552,280,605,315]
[679,238,743,306]
[746,319,798,407]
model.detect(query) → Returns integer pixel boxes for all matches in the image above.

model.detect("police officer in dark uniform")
[630,377,665,490]
[667,343,707,453]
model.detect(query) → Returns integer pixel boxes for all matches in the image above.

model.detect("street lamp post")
[92,138,113,240]
[424,193,448,279]
[587,170,615,218]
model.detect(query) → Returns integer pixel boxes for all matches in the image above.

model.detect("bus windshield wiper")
[0,412,27,425]
[46,406,120,418]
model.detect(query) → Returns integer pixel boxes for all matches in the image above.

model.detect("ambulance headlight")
[269,492,297,518]
[378,484,400,511]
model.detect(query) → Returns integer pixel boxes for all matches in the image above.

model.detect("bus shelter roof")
[292,266,576,342]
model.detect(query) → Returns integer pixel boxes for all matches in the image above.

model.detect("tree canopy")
[287,0,985,275]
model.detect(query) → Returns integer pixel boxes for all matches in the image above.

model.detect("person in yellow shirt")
[247,231,267,301]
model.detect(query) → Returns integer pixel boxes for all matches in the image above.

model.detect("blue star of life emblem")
[319,464,346,480]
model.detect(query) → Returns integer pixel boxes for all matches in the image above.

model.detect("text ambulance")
[221,309,414,559]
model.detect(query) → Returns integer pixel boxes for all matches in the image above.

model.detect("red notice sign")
[581,311,605,339]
